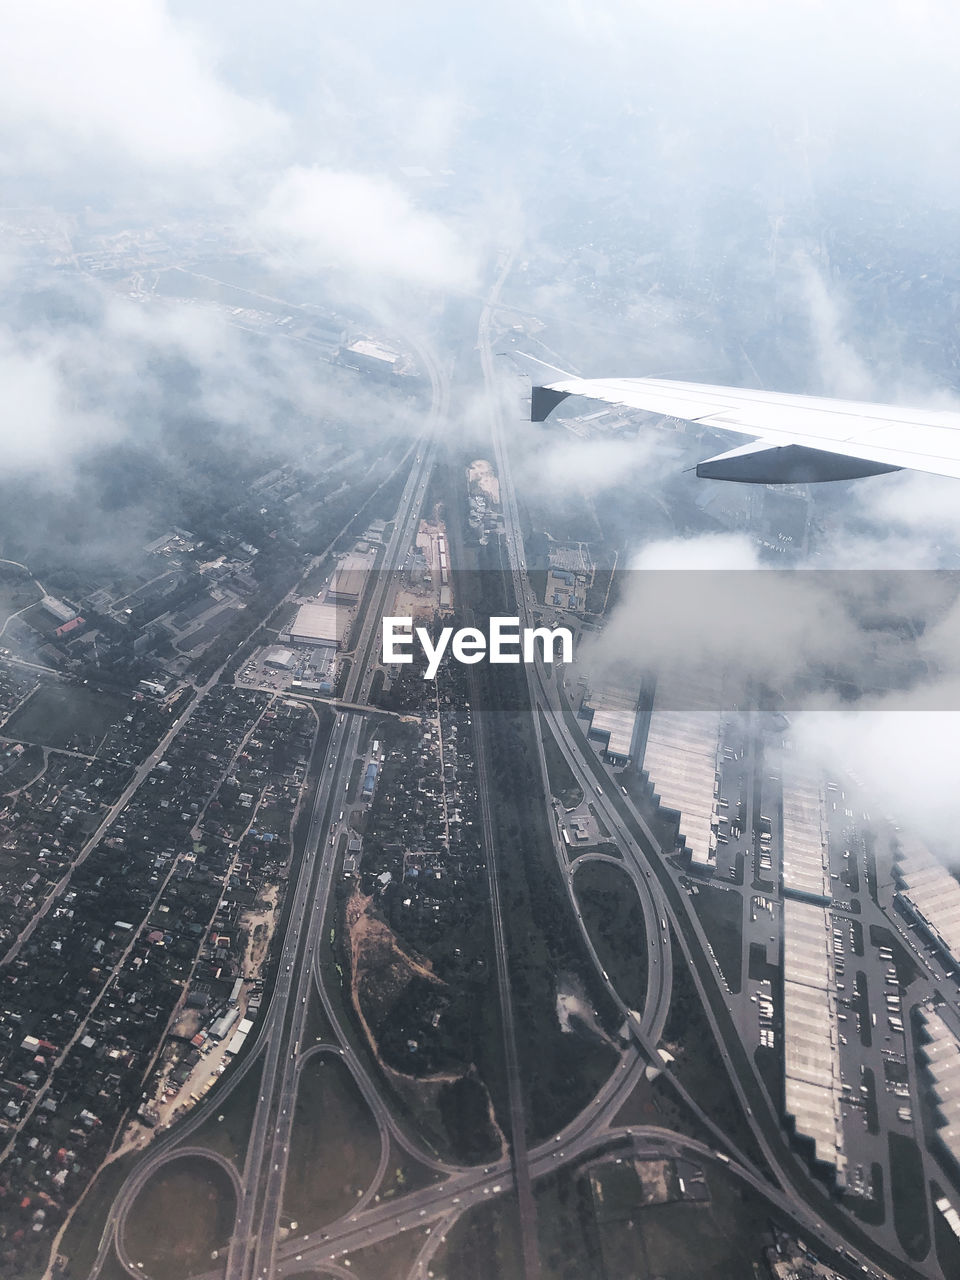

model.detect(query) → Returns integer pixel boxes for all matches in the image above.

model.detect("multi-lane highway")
[477,256,674,1044]
[476,281,911,1280]
[227,346,450,1280]
[86,341,449,1280]
[85,284,909,1280]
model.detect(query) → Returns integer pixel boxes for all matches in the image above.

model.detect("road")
[230,341,450,1280]
[85,289,910,1280]
[476,256,674,1044]
[477,287,908,1280]
[85,338,448,1280]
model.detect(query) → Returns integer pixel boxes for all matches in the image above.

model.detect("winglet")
[531,385,571,422]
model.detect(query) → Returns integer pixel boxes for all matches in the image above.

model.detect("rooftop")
[289,602,346,646]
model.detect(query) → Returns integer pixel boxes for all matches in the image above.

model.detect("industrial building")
[226,1016,255,1058]
[640,670,722,872]
[264,646,296,671]
[288,602,346,648]
[327,551,373,606]
[780,760,831,904]
[340,337,400,375]
[548,543,592,575]
[781,898,847,1181]
[40,594,77,624]
[583,684,639,764]
[208,1006,241,1041]
[917,1005,960,1169]
[892,839,960,970]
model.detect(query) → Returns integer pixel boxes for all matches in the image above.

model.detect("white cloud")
[791,704,960,852]
[630,532,760,572]
[0,0,283,176]
[256,166,478,292]
[0,329,117,468]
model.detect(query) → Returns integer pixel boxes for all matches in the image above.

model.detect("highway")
[230,341,450,1280]
[461,254,542,1280]
[477,289,916,1280]
[476,256,674,1044]
[468,684,542,1280]
[85,285,911,1280]
[86,339,450,1280]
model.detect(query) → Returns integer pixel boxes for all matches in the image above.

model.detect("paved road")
[88,303,908,1280]
[466,252,542,1280]
[478,300,905,1280]
[477,268,673,1044]
[232,341,450,1280]
[86,340,449,1280]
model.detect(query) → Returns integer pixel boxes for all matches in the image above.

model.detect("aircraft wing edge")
[531,376,960,483]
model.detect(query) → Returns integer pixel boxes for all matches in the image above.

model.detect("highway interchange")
[80,272,927,1280]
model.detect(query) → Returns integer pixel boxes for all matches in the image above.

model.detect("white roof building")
[584,684,639,760]
[918,1006,960,1165]
[781,759,830,903]
[641,670,721,870]
[782,898,847,1177]
[264,646,296,670]
[327,552,372,604]
[289,602,346,647]
[894,839,960,963]
[41,594,76,623]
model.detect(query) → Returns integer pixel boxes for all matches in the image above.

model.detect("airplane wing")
[531,376,960,483]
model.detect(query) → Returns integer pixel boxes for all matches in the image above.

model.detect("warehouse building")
[340,338,400,375]
[289,602,346,648]
[640,670,721,873]
[40,594,77,624]
[226,1016,255,1058]
[583,684,639,763]
[327,551,372,606]
[264,646,296,671]
[208,1007,241,1041]
[917,1005,960,1169]
[893,839,960,971]
[781,898,847,1182]
[780,760,831,904]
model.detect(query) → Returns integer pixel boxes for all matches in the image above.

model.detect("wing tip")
[531,385,571,422]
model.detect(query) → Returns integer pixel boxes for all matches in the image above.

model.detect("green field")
[573,859,648,1011]
[58,1150,141,1280]
[538,709,582,809]
[0,572,41,630]
[124,1154,237,1280]
[446,1153,782,1280]
[377,1139,443,1201]
[0,742,44,793]
[98,1247,142,1280]
[4,681,128,752]
[662,927,766,1172]
[283,1052,383,1231]
[433,1192,525,1280]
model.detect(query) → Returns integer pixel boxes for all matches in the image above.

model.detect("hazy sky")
[4,1,960,842]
